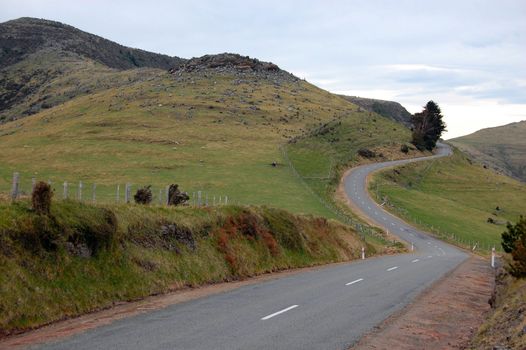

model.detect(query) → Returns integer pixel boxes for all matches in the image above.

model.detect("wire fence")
[5,172,230,208]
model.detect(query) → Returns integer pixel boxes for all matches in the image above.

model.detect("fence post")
[197,191,202,207]
[11,172,19,201]
[213,196,216,206]
[63,181,68,199]
[361,247,365,260]
[32,177,36,192]
[125,183,131,203]
[116,185,120,203]
[92,183,96,203]
[225,195,228,205]
[159,189,163,205]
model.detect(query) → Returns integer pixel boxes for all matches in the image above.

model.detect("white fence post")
[11,172,19,201]
[225,195,228,205]
[491,247,496,268]
[361,247,365,260]
[197,191,202,207]
[116,185,120,203]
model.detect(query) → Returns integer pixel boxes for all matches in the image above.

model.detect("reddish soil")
[351,256,494,350]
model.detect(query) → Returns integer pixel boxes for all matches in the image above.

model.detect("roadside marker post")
[361,247,365,260]
[491,247,496,268]
[411,242,414,251]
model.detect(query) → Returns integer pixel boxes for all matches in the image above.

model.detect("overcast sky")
[1,0,525,138]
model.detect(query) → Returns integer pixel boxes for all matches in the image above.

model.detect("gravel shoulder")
[351,255,494,350]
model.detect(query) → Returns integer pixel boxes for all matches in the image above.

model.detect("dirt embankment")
[352,256,494,350]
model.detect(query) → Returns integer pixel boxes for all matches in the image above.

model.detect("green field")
[370,148,526,252]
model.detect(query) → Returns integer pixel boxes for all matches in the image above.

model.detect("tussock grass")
[0,199,383,336]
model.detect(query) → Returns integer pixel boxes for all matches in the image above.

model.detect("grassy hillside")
[0,61,414,221]
[0,199,392,335]
[370,148,526,251]
[449,121,526,182]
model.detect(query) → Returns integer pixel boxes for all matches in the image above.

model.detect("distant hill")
[449,121,526,182]
[0,17,185,123]
[340,96,412,127]
[0,17,184,70]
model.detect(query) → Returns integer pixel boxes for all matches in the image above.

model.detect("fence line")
[6,172,230,209]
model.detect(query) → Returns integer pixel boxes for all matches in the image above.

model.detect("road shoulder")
[351,255,493,350]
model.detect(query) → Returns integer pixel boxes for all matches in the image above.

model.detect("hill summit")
[0,17,184,70]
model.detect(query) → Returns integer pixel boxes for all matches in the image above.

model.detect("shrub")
[32,181,53,215]
[358,148,376,158]
[134,186,152,205]
[167,184,189,206]
[400,144,409,154]
[501,215,526,277]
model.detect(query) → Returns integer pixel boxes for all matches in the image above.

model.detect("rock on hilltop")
[170,53,280,74]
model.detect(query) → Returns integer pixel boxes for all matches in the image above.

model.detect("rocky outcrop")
[170,53,280,74]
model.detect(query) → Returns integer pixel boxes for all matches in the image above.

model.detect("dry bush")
[167,184,189,206]
[134,185,152,205]
[32,181,53,215]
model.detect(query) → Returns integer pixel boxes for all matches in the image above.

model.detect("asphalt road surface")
[36,143,467,350]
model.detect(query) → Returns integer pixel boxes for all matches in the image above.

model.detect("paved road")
[36,143,467,350]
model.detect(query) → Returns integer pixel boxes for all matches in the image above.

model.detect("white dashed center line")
[386,266,398,271]
[261,305,299,320]
[345,278,364,286]
[411,259,419,263]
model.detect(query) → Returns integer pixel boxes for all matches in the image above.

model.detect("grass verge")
[0,199,395,336]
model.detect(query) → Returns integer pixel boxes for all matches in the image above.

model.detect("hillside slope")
[340,96,412,127]
[370,148,526,251]
[0,18,414,222]
[0,17,185,123]
[449,121,526,182]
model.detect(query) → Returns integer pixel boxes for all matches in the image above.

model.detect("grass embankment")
[0,199,390,336]
[470,269,526,349]
[369,148,526,252]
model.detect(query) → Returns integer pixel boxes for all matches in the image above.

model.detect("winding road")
[36,143,467,350]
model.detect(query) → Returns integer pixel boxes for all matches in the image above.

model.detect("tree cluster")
[411,101,446,151]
